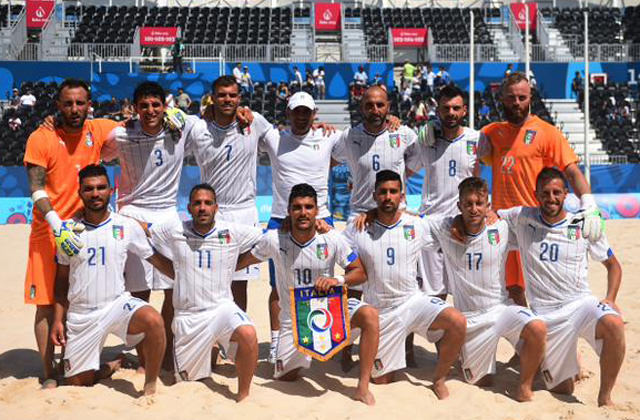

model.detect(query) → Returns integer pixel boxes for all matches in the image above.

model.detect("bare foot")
[236,392,249,403]
[515,384,534,402]
[143,381,157,396]
[41,378,58,389]
[354,388,376,406]
[136,366,146,374]
[432,379,450,400]
[598,392,615,407]
[574,368,593,382]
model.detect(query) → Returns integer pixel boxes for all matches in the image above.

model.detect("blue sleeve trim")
[346,251,358,263]
[607,248,614,258]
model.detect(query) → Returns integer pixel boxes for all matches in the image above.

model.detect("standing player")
[421,177,546,402]
[236,184,380,406]
[103,81,211,368]
[408,85,481,299]
[24,79,119,386]
[499,168,624,407]
[50,165,171,396]
[192,76,274,312]
[345,171,466,399]
[479,72,604,304]
[148,184,261,402]
[260,92,342,360]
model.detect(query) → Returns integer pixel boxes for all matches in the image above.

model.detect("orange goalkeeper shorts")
[24,233,57,305]
[505,250,525,289]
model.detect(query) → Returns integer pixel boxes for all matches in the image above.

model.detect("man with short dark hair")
[24,78,120,387]
[50,164,171,396]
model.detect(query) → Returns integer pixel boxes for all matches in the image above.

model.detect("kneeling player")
[149,184,261,402]
[346,171,466,399]
[499,167,625,407]
[237,184,379,406]
[422,177,546,401]
[50,165,171,396]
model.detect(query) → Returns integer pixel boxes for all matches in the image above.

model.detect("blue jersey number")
[372,154,380,171]
[540,242,559,262]
[466,252,482,270]
[154,149,163,166]
[88,246,106,266]
[386,247,395,265]
[224,144,232,161]
[448,159,457,177]
[197,250,212,268]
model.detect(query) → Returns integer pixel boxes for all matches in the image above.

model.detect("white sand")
[0,221,638,419]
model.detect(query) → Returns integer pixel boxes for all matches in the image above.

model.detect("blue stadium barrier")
[2,165,640,224]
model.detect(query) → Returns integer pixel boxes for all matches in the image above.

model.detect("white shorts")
[119,205,180,292]
[461,304,539,384]
[216,205,261,282]
[64,293,148,377]
[417,248,449,296]
[274,298,366,379]
[173,301,254,381]
[535,295,620,389]
[372,293,450,378]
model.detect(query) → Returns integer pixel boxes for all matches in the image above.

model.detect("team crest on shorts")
[523,130,537,145]
[487,229,500,245]
[542,369,553,384]
[403,225,416,240]
[567,224,581,240]
[291,286,350,361]
[374,358,384,371]
[85,132,94,147]
[316,243,329,260]
[466,140,477,155]
[218,229,231,244]
[112,225,124,240]
[389,133,401,148]
[464,368,473,381]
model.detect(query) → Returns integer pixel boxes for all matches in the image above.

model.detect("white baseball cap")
[287,92,316,110]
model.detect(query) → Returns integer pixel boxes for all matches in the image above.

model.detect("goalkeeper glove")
[164,107,187,141]
[573,194,605,242]
[45,211,85,257]
[417,118,441,148]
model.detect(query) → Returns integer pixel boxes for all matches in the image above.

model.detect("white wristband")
[31,189,49,203]
[334,275,345,285]
[44,210,63,231]
[581,193,596,209]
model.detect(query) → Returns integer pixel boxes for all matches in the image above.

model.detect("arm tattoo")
[26,164,53,215]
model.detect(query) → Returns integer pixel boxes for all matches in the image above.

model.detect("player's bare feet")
[598,392,615,407]
[353,388,376,406]
[236,391,250,403]
[515,384,534,402]
[41,378,58,389]
[432,379,450,400]
[143,381,157,396]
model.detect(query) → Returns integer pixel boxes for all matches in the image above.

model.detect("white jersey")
[344,214,428,311]
[194,113,274,209]
[261,128,341,219]
[333,124,417,214]
[498,206,614,311]
[57,213,153,312]
[150,219,262,312]
[104,115,209,209]
[251,230,358,326]
[406,127,480,215]
[422,217,515,313]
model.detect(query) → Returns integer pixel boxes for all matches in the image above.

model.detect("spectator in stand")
[9,88,21,109]
[505,63,514,78]
[425,63,436,94]
[414,98,428,124]
[354,65,368,87]
[292,66,304,87]
[313,66,326,99]
[200,91,214,115]
[20,90,37,110]
[171,37,184,74]
[373,73,384,86]
[528,70,537,89]
[8,110,22,131]
[176,88,191,112]
[402,60,416,90]
[120,98,134,119]
[104,96,120,116]
[438,66,451,87]
[304,70,315,95]
[240,66,254,95]
[402,83,413,105]
[165,92,175,108]
[572,71,584,101]
[277,82,289,101]
[479,99,491,122]
[233,63,243,85]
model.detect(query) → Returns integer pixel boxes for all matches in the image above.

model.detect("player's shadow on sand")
[201,377,237,401]
[0,348,42,379]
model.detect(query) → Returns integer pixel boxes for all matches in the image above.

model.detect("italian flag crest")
[403,224,416,240]
[112,225,124,240]
[524,130,537,145]
[316,243,329,260]
[291,286,350,361]
[567,225,581,240]
[389,133,401,148]
[218,229,231,244]
[488,229,500,245]
[466,140,477,155]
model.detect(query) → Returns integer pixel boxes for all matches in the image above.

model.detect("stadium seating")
[70,6,292,45]
[359,7,494,46]
[0,5,23,26]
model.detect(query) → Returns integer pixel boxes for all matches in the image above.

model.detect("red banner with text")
[26,0,54,29]
[140,27,179,46]
[391,28,429,47]
[510,3,538,31]
[315,3,341,31]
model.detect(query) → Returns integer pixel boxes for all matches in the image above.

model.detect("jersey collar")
[210,120,238,131]
[537,210,569,228]
[190,224,217,238]
[82,215,112,229]
[374,218,403,230]
[289,233,317,248]
[360,123,388,137]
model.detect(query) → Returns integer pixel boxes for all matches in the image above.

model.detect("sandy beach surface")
[1,221,638,420]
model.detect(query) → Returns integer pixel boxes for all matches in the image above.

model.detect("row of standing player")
[24,72,607,396]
